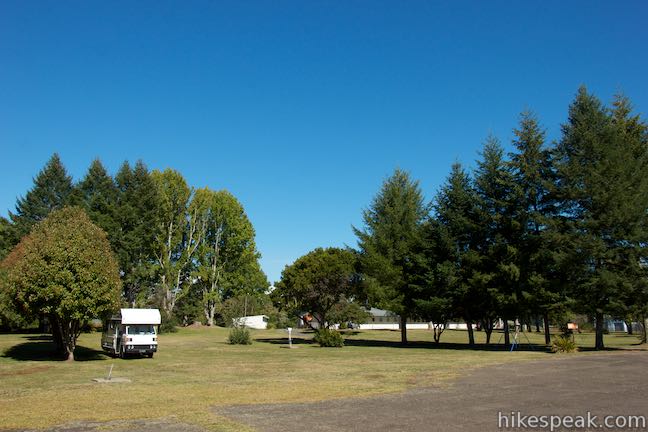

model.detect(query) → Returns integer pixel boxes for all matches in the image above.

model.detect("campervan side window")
[126,325,156,335]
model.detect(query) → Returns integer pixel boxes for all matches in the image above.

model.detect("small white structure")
[232,315,269,330]
[101,308,161,358]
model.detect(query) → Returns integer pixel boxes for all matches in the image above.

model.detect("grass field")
[0,327,644,431]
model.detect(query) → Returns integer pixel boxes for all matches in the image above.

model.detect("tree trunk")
[466,320,475,346]
[543,312,551,345]
[642,316,647,344]
[625,320,633,335]
[595,312,605,350]
[483,319,493,345]
[503,319,510,348]
[400,315,408,345]
[49,314,65,357]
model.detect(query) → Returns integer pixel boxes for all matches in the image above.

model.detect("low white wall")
[359,322,476,331]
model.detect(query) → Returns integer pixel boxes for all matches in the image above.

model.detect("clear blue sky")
[1,1,647,283]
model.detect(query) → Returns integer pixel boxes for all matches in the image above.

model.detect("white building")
[232,315,269,330]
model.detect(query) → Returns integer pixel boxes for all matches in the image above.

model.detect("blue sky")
[1,1,647,283]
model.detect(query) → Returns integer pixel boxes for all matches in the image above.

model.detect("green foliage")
[266,310,297,329]
[191,188,268,326]
[159,310,180,333]
[75,159,120,245]
[151,168,194,315]
[114,161,160,305]
[553,87,648,349]
[551,335,578,353]
[1,206,121,360]
[313,328,344,347]
[174,282,204,326]
[328,301,371,327]
[219,293,275,327]
[431,163,482,344]
[8,153,73,246]
[0,216,11,261]
[354,169,428,343]
[227,326,252,345]
[273,247,361,329]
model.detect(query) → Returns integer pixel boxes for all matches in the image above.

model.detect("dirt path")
[213,352,648,431]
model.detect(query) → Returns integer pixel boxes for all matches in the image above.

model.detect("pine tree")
[433,163,483,345]
[8,153,73,244]
[114,161,160,305]
[554,87,648,350]
[509,111,562,345]
[0,217,11,260]
[354,169,428,344]
[473,136,522,346]
[76,159,119,245]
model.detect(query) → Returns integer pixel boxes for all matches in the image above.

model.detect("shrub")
[159,311,179,333]
[551,335,578,353]
[266,311,297,330]
[314,328,344,347]
[228,327,252,345]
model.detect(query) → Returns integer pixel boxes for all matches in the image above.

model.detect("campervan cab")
[101,308,161,358]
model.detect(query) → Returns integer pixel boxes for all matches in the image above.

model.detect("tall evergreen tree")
[8,153,73,245]
[76,159,119,245]
[0,217,11,261]
[473,136,522,346]
[114,161,160,306]
[433,163,483,345]
[354,169,428,344]
[509,111,562,345]
[554,87,648,350]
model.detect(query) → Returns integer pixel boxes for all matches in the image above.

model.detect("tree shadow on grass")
[254,335,550,352]
[255,337,315,346]
[2,335,108,361]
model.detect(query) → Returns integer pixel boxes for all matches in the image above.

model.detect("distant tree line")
[273,87,648,350]
[0,157,271,333]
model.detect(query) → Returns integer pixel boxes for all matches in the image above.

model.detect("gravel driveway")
[213,351,648,432]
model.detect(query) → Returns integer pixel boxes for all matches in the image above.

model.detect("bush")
[314,328,344,347]
[551,335,578,353]
[228,327,252,345]
[159,311,179,333]
[267,311,297,330]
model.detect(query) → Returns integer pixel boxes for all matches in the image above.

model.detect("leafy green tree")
[151,169,197,316]
[553,87,648,350]
[219,292,275,327]
[433,163,483,345]
[1,207,121,360]
[191,188,267,326]
[273,247,361,329]
[354,169,428,344]
[114,161,160,306]
[8,153,73,245]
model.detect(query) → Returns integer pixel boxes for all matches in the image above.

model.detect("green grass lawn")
[0,327,643,430]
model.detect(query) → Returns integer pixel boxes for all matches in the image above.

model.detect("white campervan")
[101,308,161,358]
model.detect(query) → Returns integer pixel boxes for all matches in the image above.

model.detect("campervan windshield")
[127,324,156,335]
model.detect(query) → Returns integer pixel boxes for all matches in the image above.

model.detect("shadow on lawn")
[2,335,107,361]
[254,335,551,352]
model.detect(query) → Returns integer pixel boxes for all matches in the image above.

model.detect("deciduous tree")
[273,247,361,329]
[1,207,121,360]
